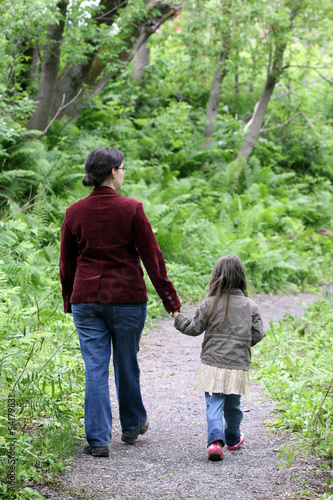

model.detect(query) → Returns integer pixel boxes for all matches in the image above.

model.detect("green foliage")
[253,296,333,463]
[0,266,85,498]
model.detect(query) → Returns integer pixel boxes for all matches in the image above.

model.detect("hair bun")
[82,173,95,186]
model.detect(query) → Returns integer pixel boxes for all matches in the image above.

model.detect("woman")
[60,147,181,457]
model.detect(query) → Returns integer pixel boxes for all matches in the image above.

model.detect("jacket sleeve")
[132,202,181,313]
[174,301,209,337]
[251,304,266,346]
[59,212,78,313]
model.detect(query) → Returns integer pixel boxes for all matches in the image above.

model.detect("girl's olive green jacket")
[174,289,266,371]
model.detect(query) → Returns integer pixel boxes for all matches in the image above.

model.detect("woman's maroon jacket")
[59,186,181,314]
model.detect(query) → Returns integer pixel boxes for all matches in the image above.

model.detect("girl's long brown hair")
[206,255,248,329]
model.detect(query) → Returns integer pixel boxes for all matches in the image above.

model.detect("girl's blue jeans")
[72,302,147,447]
[205,392,243,447]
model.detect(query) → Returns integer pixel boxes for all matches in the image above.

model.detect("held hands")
[171,308,182,319]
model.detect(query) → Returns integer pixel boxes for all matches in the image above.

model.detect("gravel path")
[34,292,328,500]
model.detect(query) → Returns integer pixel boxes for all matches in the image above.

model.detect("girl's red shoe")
[227,432,244,451]
[208,442,224,461]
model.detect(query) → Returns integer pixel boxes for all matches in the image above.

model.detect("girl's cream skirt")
[193,363,250,398]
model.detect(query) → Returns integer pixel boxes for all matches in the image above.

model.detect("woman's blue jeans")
[205,392,243,447]
[72,302,147,447]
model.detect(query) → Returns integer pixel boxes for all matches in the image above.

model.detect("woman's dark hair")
[206,255,248,329]
[82,147,124,187]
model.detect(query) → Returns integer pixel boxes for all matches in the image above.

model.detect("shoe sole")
[84,447,109,457]
[92,450,109,457]
[208,451,224,461]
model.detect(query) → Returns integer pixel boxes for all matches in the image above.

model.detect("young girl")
[172,255,266,461]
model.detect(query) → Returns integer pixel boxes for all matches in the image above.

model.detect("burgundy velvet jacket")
[59,186,181,314]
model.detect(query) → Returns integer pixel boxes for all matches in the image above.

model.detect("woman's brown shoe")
[121,419,149,444]
[83,445,109,457]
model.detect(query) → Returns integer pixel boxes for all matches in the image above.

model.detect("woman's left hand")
[171,308,181,319]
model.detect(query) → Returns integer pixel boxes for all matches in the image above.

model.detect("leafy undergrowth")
[253,295,333,498]
[0,282,86,499]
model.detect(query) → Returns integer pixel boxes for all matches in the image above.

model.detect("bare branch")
[260,111,318,135]
[24,449,44,474]
[5,89,83,153]
[314,375,333,431]
[12,342,36,391]
[262,113,273,129]
[41,88,83,135]
[0,193,14,202]
[260,113,301,131]
[92,0,128,20]
[300,111,316,130]
[274,81,291,99]
[10,324,77,396]
[284,65,333,86]
[36,327,77,376]
[0,185,15,196]
[1,192,45,222]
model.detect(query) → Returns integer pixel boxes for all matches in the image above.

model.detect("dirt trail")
[34,292,327,500]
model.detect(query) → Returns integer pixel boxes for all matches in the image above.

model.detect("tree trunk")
[27,0,179,129]
[202,62,228,143]
[202,29,231,145]
[27,0,68,131]
[133,42,150,81]
[238,41,287,161]
[200,27,231,171]
[238,75,276,160]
